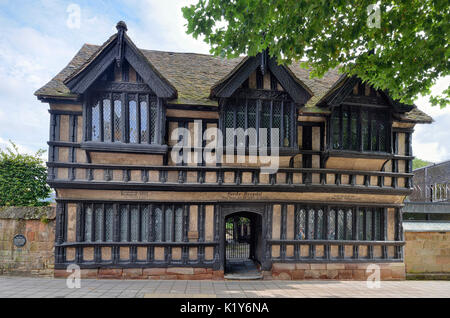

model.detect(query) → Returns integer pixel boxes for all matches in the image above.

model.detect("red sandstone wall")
[0,207,55,277]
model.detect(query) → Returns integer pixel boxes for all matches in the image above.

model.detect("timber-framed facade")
[36,22,433,280]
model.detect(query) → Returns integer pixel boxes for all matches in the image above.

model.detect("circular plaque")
[13,234,27,247]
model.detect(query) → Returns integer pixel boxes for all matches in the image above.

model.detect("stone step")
[224,273,263,281]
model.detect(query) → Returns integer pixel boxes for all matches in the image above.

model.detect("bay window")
[331,105,390,153]
[223,97,295,149]
[88,92,159,145]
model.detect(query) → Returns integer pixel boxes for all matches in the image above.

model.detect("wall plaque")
[13,234,27,248]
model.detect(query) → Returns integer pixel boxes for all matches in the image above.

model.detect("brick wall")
[0,207,55,277]
[405,231,450,274]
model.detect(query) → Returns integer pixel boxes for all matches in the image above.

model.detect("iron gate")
[225,217,251,260]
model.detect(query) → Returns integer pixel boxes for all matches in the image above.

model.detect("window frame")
[329,105,392,154]
[82,88,168,154]
[81,203,187,244]
[295,205,386,242]
[221,96,297,154]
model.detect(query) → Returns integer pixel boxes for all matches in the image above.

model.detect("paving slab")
[0,276,449,298]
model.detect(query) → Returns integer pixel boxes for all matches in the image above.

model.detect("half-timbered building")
[36,22,433,280]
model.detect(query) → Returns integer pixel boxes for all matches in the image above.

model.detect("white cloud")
[413,76,450,163]
[124,0,210,53]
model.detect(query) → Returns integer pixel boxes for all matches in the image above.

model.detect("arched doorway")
[223,211,263,277]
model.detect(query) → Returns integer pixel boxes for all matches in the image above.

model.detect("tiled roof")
[35,42,432,123]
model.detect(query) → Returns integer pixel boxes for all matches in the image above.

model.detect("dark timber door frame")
[218,204,270,272]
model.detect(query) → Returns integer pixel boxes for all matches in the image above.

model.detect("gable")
[317,76,414,113]
[89,59,155,95]
[64,22,176,99]
[210,51,312,105]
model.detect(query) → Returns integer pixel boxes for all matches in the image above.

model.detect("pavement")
[0,276,449,298]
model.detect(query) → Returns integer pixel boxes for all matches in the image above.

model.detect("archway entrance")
[224,211,263,278]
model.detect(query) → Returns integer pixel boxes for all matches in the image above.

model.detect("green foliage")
[0,141,51,207]
[183,0,450,107]
[413,158,433,170]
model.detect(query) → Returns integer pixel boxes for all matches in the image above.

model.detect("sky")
[0,0,448,163]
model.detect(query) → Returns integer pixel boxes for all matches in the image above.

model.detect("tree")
[413,158,433,170]
[0,141,51,207]
[182,0,449,107]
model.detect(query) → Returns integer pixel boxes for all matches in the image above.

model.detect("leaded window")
[81,204,186,243]
[331,105,390,152]
[358,208,384,241]
[87,92,159,144]
[295,206,385,241]
[82,204,112,242]
[223,97,295,149]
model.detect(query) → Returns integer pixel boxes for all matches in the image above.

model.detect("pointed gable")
[64,21,177,99]
[317,75,415,113]
[210,51,312,105]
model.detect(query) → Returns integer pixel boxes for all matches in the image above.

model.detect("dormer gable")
[210,50,312,105]
[64,21,177,99]
[317,75,414,113]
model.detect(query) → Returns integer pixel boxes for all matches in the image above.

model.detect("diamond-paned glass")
[225,106,235,146]
[150,98,158,144]
[337,209,345,240]
[261,101,271,147]
[103,99,111,141]
[105,205,113,242]
[333,106,388,152]
[358,210,365,240]
[94,206,103,242]
[236,102,245,129]
[328,209,336,240]
[346,209,353,240]
[84,206,93,242]
[317,209,324,239]
[379,122,386,152]
[297,209,306,240]
[342,108,349,149]
[236,102,246,147]
[371,117,378,151]
[129,100,138,143]
[91,102,101,141]
[366,209,373,241]
[247,100,257,147]
[175,207,183,242]
[140,101,148,143]
[130,206,139,242]
[154,207,163,242]
[120,206,128,242]
[113,100,122,142]
[307,209,315,239]
[375,209,381,240]
[141,206,149,242]
[351,109,358,150]
[362,111,370,151]
[272,101,281,136]
[345,210,353,240]
[165,208,173,242]
[332,115,341,149]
